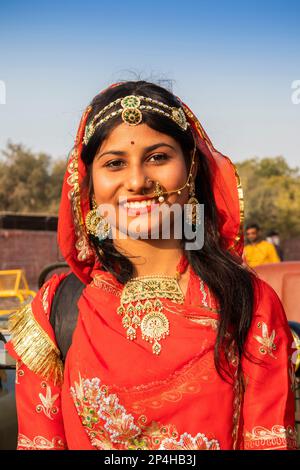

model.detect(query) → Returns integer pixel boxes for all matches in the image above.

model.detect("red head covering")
[57,83,244,285]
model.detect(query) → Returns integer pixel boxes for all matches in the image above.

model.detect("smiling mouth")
[118,198,160,215]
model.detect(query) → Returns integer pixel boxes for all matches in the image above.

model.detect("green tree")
[236,156,300,238]
[48,159,67,213]
[0,141,66,213]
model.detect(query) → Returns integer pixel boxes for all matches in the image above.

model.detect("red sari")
[5,83,298,450]
[5,262,298,450]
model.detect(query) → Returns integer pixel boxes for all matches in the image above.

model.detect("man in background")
[243,223,281,268]
[266,229,284,261]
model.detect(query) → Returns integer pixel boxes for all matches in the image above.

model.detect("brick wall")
[0,229,64,288]
[282,238,300,261]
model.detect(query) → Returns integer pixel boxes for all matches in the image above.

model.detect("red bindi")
[130,141,135,145]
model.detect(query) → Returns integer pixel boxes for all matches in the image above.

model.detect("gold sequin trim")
[8,303,64,386]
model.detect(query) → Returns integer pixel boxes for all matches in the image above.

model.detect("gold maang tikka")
[83,95,189,146]
[116,269,185,355]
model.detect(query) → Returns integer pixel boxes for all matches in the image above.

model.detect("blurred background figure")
[243,223,281,268]
[266,229,284,261]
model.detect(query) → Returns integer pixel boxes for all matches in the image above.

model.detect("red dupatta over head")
[57,82,244,285]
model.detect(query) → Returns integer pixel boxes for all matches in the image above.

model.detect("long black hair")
[81,80,256,384]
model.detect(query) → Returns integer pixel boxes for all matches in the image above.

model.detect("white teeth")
[123,199,154,208]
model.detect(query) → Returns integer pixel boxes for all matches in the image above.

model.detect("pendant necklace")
[117,253,189,355]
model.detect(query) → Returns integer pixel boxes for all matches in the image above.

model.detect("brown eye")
[148,153,169,163]
[105,159,125,169]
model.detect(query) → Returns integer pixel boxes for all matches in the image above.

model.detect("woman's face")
[92,122,193,240]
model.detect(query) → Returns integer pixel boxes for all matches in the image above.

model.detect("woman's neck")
[113,237,185,278]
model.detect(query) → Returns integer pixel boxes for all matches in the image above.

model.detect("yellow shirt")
[244,240,281,268]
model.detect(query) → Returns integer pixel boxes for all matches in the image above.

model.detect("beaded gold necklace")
[117,254,189,355]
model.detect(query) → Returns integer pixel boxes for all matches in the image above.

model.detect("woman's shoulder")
[241,275,295,374]
[249,275,292,339]
[5,271,71,385]
[252,276,285,318]
[37,271,71,318]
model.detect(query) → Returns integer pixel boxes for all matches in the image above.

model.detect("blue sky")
[0,0,299,166]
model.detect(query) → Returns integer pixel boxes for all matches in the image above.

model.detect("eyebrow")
[95,143,176,161]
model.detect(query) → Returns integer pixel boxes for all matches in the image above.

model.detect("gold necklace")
[116,270,186,355]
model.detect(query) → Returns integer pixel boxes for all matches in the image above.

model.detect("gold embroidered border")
[41,284,50,314]
[67,147,94,262]
[228,162,245,253]
[17,434,66,450]
[8,303,64,386]
[244,424,298,450]
[232,368,243,450]
[91,274,122,297]
[67,104,94,263]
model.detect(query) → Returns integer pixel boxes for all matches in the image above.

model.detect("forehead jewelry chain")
[116,255,188,355]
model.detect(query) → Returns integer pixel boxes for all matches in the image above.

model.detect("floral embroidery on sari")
[17,434,66,450]
[36,382,59,420]
[243,424,297,450]
[159,432,220,450]
[253,321,277,358]
[70,373,221,450]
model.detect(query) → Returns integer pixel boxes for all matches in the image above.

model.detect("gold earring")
[85,196,111,241]
[186,180,200,227]
[85,196,99,236]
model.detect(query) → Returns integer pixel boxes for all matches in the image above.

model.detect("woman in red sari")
[6,80,298,450]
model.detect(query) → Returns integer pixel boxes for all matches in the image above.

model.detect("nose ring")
[145,176,153,184]
[142,176,153,195]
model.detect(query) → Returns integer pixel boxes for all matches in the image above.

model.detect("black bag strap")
[49,272,85,362]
